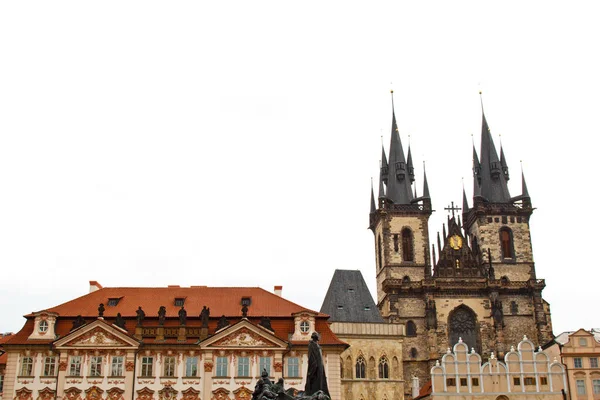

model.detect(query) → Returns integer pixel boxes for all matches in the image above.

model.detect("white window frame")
[39,320,49,333]
[69,356,82,376]
[593,379,600,394]
[140,357,154,377]
[43,356,56,376]
[20,356,34,376]
[287,357,299,378]
[215,356,228,377]
[574,357,583,368]
[259,357,271,376]
[111,356,124,377]
[590,357,598,368]
[237,357,250,377]
[576,379,586,395]
[89,356,103,377]
[185,357,198,377]
[163,356,176,377]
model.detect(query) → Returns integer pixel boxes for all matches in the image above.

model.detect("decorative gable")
[54,320,139,350]
[201,320,287,350]
[291,311,317,341]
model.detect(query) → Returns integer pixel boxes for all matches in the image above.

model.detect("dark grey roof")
[320,270,384,323]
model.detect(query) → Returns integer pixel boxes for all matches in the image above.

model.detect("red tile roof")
[5,286,345,348]
[34,287,326,319]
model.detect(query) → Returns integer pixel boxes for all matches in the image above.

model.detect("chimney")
[274,285,283,297]
[89,281,103,293]
[412,376,420,399]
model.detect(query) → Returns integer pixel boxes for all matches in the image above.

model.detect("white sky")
[1,1,598,337]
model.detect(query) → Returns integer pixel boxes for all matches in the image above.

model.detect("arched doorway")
[448,305,480,353]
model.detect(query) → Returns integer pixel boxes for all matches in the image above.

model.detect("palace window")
[237,357,250,377]
[513,377,521,385]
[524,377,535,385]
[500,228,514,259]
[43,356,56,376]
[216,357,228,377]
[472,378,480,386]
[406,320,417,336]
[111,356,124,377]
[141,357,153,377]
[574,357,583,368]
[576,379,586,395]
[69,356,82,376]
[579,338,588,346]
[259,357,271,376]
[300,321,310,333]
[107,298,120,306]
[446,378,456,386]
[185,357,198,377]
[409,348,417,358]
[590,357,598,368]
[20,356,33,376]
[460,378,468,386]
[90,356,102,377]
[402,228,414,262]
[163,356,176,377]
[39,320,49,333]
[174,298,185,307]
[593,379,600,394]
[378,357,389,379]
[287,357,299,378]
[355,356,366,379]
[540,376,548,385]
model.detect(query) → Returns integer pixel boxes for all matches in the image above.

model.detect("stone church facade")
[369,92,554,397]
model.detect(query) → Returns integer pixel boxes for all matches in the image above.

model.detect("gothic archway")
[448,305,480,353]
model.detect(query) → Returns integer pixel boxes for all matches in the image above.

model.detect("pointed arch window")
[378,357,389,379]
[406,320,417,336]
[500,228,514,259]
[402,228,414,262]
[355,356,366,379]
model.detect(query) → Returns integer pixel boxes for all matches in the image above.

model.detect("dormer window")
[107,298,120,307]
[241,297,251,306]
[490,162,501,179]
[395,162,406,180]
[174,298,185,307]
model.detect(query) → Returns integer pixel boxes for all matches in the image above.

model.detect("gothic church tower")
[370,94,554,398]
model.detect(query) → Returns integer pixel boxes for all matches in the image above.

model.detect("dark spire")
[380,145,389,185]
[477,93,511,202]
[407,143,415,183]
[473,142,481,185]
[500,143,510,181]
[521,169,530,198]
[462,186,469,212]
[423,163,431,199]
[378,173,386,199]
[370,179,376,214]
[385,91,414,204]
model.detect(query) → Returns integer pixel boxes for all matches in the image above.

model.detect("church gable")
[54,320,139,349]
[201,320,286,349]
[434,216,485,278]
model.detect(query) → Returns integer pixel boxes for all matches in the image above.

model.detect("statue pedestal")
[178,327,186,342]
[134,326,142,340]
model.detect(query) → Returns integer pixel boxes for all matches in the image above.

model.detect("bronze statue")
[136,306,145,326]
[242,304,249,318]
[216,315,229,330]
[304,332,329,396]
[260,316,273,331]
[72,315,85,330]
[98,303,105,318]
[425,298,437,330]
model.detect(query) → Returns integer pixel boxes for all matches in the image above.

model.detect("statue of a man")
[98,303,105,318]
[200,306,210,328]
[158,306,166,326]
[115,313,126,329]
[136,306,145,326]
[304,332,329,396]
[178,306,187,326]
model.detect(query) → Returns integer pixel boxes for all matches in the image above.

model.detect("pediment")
[54,319,139,349]
[201,319,287,349]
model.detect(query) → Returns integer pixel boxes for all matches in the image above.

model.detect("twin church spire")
[376,91,430,207]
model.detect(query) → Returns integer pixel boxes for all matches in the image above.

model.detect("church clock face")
[449,235,463,250]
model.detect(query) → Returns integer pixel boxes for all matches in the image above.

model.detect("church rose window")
[448,306,480,354]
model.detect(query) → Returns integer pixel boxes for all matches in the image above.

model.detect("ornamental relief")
[71,328,127,347]
[232,387,252,400]
[158,386,178,400]
[210,388,230,400]
[107,388,125,400]
[85,387,104,400]
[136,388,155,400]
[15,388,33,400]
[37,388,55,400]
[213,328,273,347]
[64,387,82,400]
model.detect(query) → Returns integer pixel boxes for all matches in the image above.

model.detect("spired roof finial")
[422,161,430,199]
[370,178,376,214]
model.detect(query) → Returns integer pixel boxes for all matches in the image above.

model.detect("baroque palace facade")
[369,93,554,397]
[0,283,347,400]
